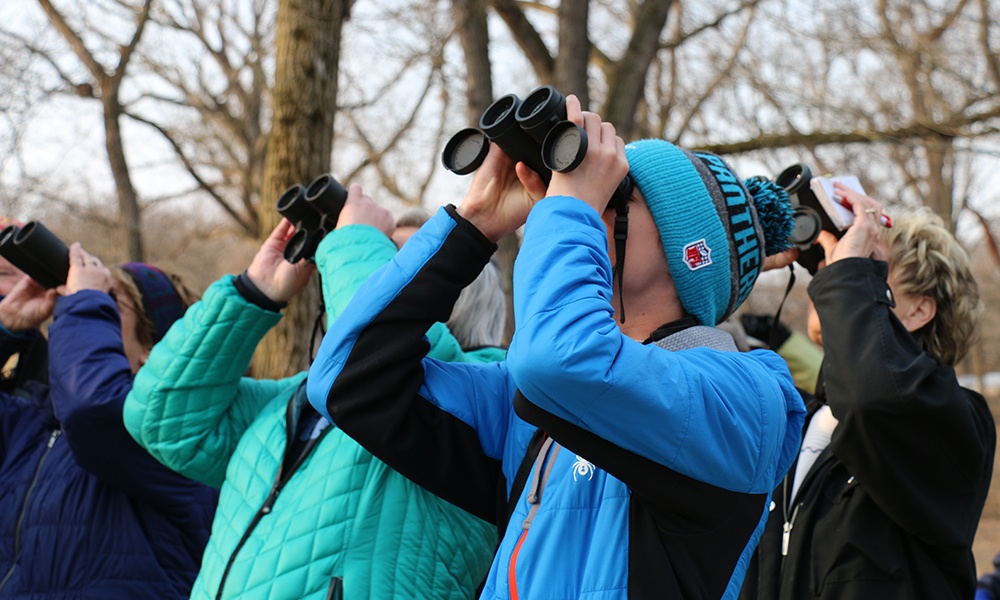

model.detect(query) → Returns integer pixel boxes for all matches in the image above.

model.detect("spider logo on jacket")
[572,455,595,481]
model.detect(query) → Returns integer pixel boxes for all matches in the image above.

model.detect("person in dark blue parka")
[0,242,217,598]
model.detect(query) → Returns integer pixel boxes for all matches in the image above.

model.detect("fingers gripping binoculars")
[276,174,348,263]
[0,222,70,289]
[442,85,589,183]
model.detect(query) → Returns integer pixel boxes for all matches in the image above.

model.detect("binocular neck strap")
[769,265,796,349]
[613,202,629,324]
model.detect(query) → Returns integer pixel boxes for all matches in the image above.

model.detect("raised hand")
[246,219,317,304]
[0,275,57,332]
[335,184,395,238]
[817,184,887,266]
[456,141,547,243]
[64,243,113,296]
[545,95,629,216]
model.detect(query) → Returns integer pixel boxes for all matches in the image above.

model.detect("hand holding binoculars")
[441,85,589,183]
[275,174,348,263]
[0,222,70,290]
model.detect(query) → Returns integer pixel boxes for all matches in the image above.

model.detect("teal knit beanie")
[624,139,794,326]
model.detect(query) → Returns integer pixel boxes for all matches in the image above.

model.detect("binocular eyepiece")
[773,162,845,275]
[774,163,824,250]
[276,174,349,263]
[0,221,70,290]
[442,85,588,182]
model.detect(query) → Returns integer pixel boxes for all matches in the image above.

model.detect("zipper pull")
[781,502,801,557]
[261,487,280,514]
[48,430,61,448]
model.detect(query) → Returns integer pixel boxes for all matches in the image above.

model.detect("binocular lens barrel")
[789,206,823,248]
[516,85,566,145]
[276,174,349,263]
[305,174,348,222]
[0,222,70,289]
[441,128,489,175]
[276,184,314,224]
[479,94,551,182]
[480,95,521,136]
[542,121,588,173]
[774,163,812,195]
[284,229,320,265]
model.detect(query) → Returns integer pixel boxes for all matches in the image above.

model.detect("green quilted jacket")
[124,225,500,599]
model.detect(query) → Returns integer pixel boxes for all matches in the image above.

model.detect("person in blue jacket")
[0,242,217,598]
[307,97,806,598]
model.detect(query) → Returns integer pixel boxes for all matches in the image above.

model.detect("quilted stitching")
[193,409,495,599]
[129,266,496,600]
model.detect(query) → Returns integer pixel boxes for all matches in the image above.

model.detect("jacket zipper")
[780,476,800,557]
[508,437,559,599]
[0,429,62,593]
[215,398,330,600]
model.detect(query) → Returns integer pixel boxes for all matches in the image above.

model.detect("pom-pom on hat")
[624,139,794,326]
[119,263,186,344]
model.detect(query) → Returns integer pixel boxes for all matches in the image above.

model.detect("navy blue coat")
[0,290,217,598]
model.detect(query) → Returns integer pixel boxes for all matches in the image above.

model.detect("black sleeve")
[323,205,504,523]
[809,257,995,546]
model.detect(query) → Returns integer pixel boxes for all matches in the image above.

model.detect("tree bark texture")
[253,0,351,378]
[103,92,144,261]
[555,0,589,106]
[453,0,494,122]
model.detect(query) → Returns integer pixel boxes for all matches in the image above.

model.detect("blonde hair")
[111,267,200,349]
[885,211,980,365]
[395,207,433,229]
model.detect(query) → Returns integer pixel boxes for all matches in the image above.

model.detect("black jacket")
[740,258,995,600]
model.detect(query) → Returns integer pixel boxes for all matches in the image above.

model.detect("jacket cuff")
[234,270,287,312]
[807,257,895,309]
[444,204,499,256]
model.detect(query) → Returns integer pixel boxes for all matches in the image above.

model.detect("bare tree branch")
[978,0,1000,90]
[603,0,674,139]
[491,0,554,82]
[35,0,107,81]
[124,111,257,235]
[673,7,756,140]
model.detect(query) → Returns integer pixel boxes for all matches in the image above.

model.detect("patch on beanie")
[682,239,713,271]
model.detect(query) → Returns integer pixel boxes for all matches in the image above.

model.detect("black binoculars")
[773,162,845,275]
[276,174,348,263]
[0,221,70,289]
[442,85,589,183]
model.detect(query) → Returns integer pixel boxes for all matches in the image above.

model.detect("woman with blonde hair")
[742,190,993,600]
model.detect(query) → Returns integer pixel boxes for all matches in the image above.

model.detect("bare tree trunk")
[454,0,493,122]
[253,0,351,378]
[555,0,589,106]
[35,0,152,261]
[103,91,144,261]
[924,135,955,230]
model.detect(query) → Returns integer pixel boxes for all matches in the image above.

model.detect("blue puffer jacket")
[308,202,806,599]
[0,291,217,599]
